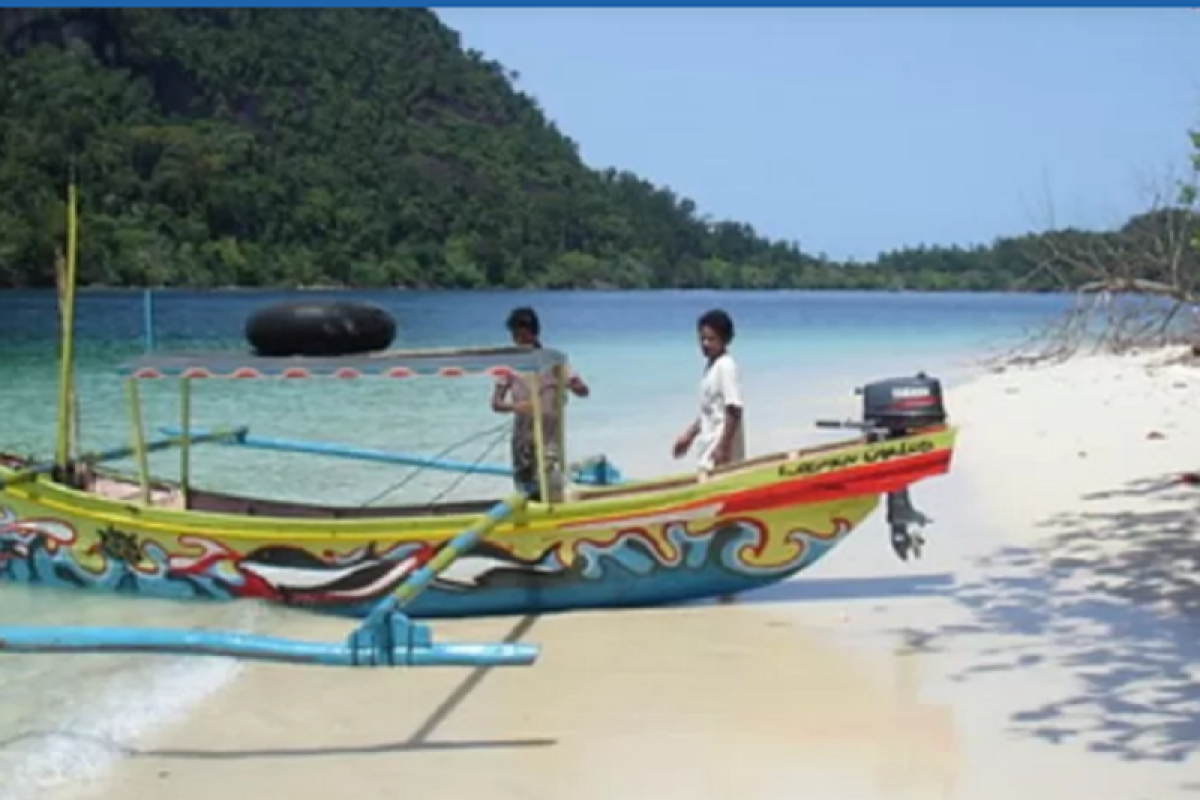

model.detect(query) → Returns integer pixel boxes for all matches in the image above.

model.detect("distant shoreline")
[0,285,1047,295]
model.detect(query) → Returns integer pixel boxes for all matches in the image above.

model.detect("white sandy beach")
[34,347,1200,800]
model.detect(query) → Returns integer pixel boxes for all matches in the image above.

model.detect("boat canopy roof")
[119,346,569,380]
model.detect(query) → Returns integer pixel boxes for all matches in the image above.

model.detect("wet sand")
[47,349,1200,800]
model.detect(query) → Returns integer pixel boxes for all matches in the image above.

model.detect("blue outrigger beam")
[158,425,626,486]
[0,623,536,667]
[160,425,511,478]
[0,427,249,490]
[0,496,537,669]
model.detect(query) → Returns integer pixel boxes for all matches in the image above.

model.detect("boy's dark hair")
[697,309,735,343]
[506,306,541,337]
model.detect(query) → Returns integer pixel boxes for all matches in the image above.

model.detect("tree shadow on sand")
[939,474,1200,764]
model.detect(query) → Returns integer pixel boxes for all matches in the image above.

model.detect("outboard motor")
[857,374,947,438]
[816,373,947,562]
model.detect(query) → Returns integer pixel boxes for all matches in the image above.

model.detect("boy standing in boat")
[492,307,589,501]
[673,309,745,471]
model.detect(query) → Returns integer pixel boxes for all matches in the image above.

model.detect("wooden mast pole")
[53,167,81,474]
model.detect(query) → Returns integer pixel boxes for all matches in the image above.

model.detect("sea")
[0,289,1069,799]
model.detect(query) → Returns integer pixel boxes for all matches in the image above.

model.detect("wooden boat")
[0,346,954,614]
[0,180,957,670]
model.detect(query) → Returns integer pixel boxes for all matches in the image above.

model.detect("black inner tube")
[245,301,398,357]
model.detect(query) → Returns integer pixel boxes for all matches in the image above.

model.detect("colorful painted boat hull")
[0,428,955,618]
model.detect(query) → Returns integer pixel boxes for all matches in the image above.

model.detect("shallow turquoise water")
[0,289,1066,798]
[0,289,1063,491]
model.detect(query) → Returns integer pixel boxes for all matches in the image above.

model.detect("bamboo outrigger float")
[0,178,958,670]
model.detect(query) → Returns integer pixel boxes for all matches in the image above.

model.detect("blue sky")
[435,8,1200,260]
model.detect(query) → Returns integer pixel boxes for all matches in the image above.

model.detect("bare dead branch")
[994,165,1200,366]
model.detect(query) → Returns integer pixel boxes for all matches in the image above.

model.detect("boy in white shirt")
[672,309,745,471]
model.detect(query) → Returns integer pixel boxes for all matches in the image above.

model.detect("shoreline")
[1,285,1056,295]
[29,346,1200,800]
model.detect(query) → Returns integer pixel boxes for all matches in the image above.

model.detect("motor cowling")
[857,373,947,438]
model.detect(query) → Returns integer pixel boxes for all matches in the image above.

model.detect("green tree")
[0,9,1185,293]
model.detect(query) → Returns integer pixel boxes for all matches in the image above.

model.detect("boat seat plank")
[90,475,185,510]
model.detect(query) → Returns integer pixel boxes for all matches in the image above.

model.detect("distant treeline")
[0,9,1192,291]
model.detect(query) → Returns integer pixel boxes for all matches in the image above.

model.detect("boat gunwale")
[0,426,957,542]
[573,423,953,499]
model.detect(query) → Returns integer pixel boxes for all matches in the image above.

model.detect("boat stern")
[814,372,957,561]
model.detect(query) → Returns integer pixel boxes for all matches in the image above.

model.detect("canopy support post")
[553,364,567,498]
[528,372,551,505]
[125,378,152,504]
[53,172,80,473]
[179,378,191,506]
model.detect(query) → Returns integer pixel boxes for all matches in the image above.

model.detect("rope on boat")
[357,421,511,508]
[421,428,510,510]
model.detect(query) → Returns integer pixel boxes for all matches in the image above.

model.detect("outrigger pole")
[153,426,626,485]
[0,624,535,667]
[0,428,248,490]
[0,495,537,668]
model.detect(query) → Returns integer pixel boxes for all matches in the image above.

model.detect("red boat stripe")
[573,449,952,529]
[719,451,952,515]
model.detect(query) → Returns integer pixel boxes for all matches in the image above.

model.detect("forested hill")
[0,9,1186,291]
